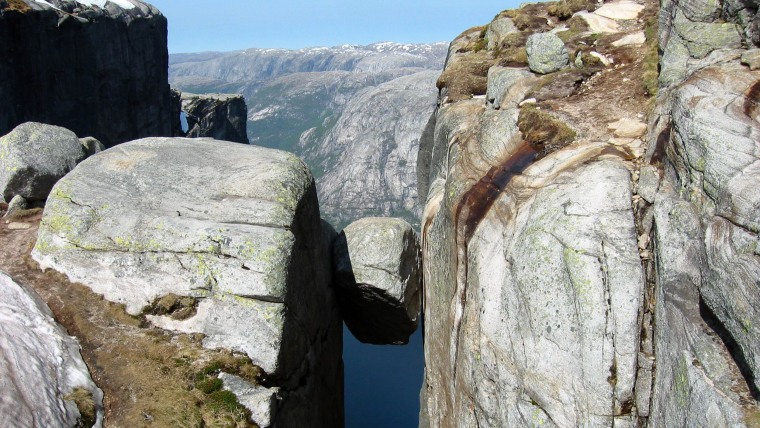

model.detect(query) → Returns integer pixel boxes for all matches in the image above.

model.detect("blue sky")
[148,0,523,53]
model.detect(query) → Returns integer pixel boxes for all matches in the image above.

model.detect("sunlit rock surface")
[32,137,342,427]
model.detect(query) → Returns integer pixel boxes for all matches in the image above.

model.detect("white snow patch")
[76,0,136,10]
[34,0,62,10]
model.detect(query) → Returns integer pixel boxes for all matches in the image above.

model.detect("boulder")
[32,137,343,427]
[485,17,518,50]
[486,66,535,109]
[526,33,569,74]
[333,217,422,345]
[3,194,27,218]
[79,137,105,157]
[0,122,86,202]
[180,92,249,144]
[0,270,104,427]
[593,0,645,20]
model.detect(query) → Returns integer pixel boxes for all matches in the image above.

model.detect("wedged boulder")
[486,66,535,109]
[32,137,343,427]
[333,217,422,345]
[0,271,104,427]
[180,92,249,144]
[0,122,86,202]
[526,33,568,74]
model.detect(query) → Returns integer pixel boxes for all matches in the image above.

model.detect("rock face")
[418,0,760,426]
[180,92,249,144]
[32,137,343,427]
[333,217,422,345]
[0,270,104,427]
[0,0,175,147]
[311,71,439,228]
[0,122,86,202]
[170,42,447,228]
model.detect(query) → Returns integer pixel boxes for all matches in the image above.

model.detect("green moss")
[642,16,660,98]
[207,390,246,413]
[65,388,96,428]
[517,105,576,157]
[548,0,597,19]
[195,377,223,394]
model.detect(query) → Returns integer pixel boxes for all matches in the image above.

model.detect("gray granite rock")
[3,194,27,218]
[32,137,343,427]
[0,270,104,428]
[0,122,86,202]
[526,33,569,74]
[79,137,105,157]
[486,17,518,50]
[486,66,535,109]
[180,92,249,144]
[333,217,421,345]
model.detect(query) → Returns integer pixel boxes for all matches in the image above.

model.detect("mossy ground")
[0,215,261,428]
[517,105,576,157]
[1,0,31,12]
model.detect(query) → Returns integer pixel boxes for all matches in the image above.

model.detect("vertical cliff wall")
[418,0,760,426]
[0,0,175,147]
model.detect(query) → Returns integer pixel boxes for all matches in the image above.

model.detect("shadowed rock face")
[0,0,175,147]
[180,92,249,144]
[32,137,343,427]
[418,0,760,426]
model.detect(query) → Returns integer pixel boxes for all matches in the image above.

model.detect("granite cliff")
[0,0,175,147]
[418,0,760,426]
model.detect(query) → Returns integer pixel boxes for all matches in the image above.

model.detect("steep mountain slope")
[170,42,447,228]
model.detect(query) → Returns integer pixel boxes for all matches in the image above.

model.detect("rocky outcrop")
[645,0,760,419]
[180,92,249,144]
[0,122,86,202]
[418,0,760,426]
[0,270,104,427]
[0,0,175,147]
[333,217,421,345]
[32,137,343,427]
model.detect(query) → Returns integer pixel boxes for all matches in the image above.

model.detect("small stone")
[637,165,660,203]
[79,137,105,157]
[589,51,613,66]
[3,195,28,218]
[7,222,32,230]
[613,31,646,47]
[741,49,760,70]
[608,118,647,138]
[594,0,645,20]
[519,98,537,107]
[638,233,651,250]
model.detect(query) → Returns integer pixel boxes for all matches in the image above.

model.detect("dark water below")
[343,324,424,428]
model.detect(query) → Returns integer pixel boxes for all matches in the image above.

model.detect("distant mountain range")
[169,42,448,229]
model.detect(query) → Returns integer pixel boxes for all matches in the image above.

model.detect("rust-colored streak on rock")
[650,125,671,166]
[455,143,538,246]
[743,80,760,119]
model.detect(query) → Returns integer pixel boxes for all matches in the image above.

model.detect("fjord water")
[343,324,425,427]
